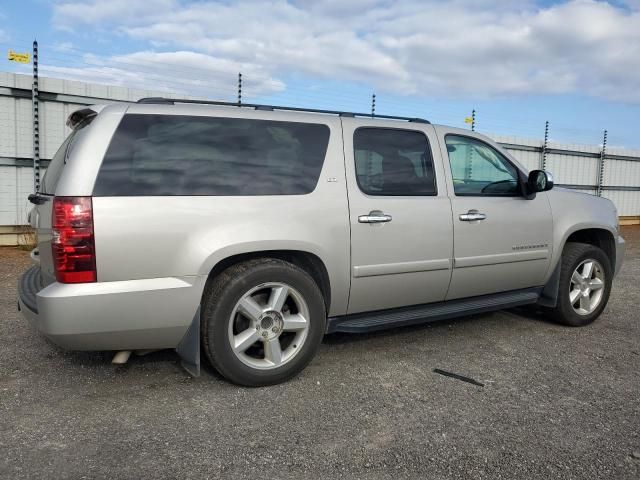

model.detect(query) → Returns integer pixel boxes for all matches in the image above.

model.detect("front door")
[342,119,454,314]
[436,129,553,300]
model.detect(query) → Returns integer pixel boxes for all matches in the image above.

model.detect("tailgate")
[30,108,99,287]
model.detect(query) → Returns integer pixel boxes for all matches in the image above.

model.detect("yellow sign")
[7,50,31,64]
[464,117,473,124]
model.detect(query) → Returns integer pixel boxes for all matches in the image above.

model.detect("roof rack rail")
[136,97,430,124]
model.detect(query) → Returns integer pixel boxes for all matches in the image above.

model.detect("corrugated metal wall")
[0,96,34,159]
[0,72,187,227]
[0,166,34,225]
[494,134,640,216]
[603,191,640,216]
[0,72,181,160]
[1,72,639,225]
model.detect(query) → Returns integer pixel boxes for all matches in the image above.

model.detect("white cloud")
[52,41,75,53]
[40,50,285,98]
[52,0,177,27]
[51,0,640,102]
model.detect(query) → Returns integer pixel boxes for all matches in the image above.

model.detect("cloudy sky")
[1,0,639,146]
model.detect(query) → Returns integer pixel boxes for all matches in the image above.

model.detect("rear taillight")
[52,196,97,283]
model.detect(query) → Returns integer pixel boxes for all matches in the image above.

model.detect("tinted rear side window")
[93,114,330,196]
[354,128,436,196]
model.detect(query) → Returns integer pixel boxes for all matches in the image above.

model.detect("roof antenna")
[237,72,242,106]
[371,93,376,118]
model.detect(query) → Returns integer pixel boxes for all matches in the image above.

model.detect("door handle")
[358,210,392,224]
[459,210,487,222]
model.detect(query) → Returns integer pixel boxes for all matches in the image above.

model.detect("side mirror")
[527,170,554,193]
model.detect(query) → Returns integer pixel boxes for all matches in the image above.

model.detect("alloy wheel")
[569,259,605,315]
[228,282,310,369]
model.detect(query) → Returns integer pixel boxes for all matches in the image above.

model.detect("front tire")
[548,242,612,327]
[201,258,326,386]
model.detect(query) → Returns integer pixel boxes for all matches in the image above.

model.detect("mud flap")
[176,307,200,377]
[538,262,561,308]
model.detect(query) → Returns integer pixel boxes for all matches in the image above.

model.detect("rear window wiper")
[28,193,50,205]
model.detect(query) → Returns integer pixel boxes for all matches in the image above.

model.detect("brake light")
[52,196,97,283]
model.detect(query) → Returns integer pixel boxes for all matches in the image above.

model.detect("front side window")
[353,128,436,196]
[94,115,330,196]
[445,135,520,196]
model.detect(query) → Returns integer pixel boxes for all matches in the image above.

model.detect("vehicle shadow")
[50,307,557,376]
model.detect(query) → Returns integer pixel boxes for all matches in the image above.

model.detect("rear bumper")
[18,266,205,351]
[615,234,625,277]
[18,265,42,314]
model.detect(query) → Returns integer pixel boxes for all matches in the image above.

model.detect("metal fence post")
[541,120,549,170]
[462,109,476,179]
[366,93,376,182]
[597,129,607,197]
[32,40,40,193]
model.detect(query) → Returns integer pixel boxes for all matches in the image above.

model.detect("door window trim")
[353,126,438,197]
[444,133,526,198]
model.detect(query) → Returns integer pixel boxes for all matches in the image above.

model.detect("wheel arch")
[564,228,616,270]
[203,249,332,312]
[540,226,616,308]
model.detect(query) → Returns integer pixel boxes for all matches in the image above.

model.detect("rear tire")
[547,242,612,327]
[201,258,326,386]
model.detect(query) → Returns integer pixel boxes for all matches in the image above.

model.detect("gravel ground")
[1,227,639,479]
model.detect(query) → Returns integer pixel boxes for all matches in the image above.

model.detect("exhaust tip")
[112,350,132,365]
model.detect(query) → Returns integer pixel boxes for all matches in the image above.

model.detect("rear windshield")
[93,114,331,196]
[41,116,94,194]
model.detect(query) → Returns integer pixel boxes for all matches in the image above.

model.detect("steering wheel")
[480,179,517,194]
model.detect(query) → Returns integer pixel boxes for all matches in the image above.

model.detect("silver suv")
[18,99,625,386]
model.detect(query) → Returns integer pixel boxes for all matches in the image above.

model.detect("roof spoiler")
[66,105,106,129]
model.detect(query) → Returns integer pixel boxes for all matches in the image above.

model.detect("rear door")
[435,127,553,299]
[342,118,453,314]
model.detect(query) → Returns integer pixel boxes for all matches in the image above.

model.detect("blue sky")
[1,0,639,148]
